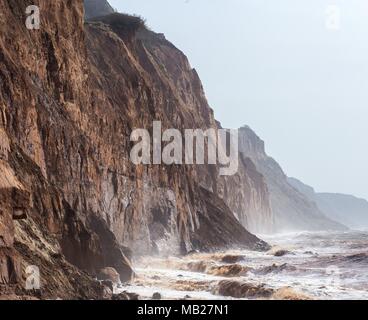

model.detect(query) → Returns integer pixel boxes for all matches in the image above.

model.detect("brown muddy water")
[117,231,368,300]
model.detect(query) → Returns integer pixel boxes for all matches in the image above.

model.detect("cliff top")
[84,0,115,20]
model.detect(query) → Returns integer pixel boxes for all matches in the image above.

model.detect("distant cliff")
[238,126,346,232]
[288,178,368,230]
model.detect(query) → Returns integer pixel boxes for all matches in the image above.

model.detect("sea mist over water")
[119,231,368,300]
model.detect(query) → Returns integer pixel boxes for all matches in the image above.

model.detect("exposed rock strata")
[83,10,272,253]
[0,0,271,298]
[0,0,132,298]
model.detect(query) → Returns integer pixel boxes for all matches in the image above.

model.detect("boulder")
[220,255,246,264]
[152,292,162,300]
[274,250,291,257]
[272,287,313,300]
[214,280,273,299]
[98,267,121,284]
[255,263,296,275]
[112,292,129,300]
[207,264,251,277]
[112,291,139,300]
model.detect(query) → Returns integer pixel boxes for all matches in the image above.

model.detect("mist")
[109,0,368,200]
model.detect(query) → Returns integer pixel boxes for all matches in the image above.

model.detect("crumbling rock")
[0,0,273,298]
[214,280,274,299]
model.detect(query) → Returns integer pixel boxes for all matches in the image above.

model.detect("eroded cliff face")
[238,126,346,232]
[0,0,131,298]
[84,13,273,251]
[0,0,271,298]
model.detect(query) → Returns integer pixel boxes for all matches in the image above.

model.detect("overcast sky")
[109,0,368,199]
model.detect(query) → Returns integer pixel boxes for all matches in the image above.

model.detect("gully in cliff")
[130,121,239,176]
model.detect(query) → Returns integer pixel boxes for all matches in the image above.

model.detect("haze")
[109,0,368,199]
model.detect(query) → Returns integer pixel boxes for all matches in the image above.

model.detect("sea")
[117,230,368,300]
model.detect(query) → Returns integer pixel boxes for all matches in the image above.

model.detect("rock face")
[83,10,272,254]
[238,126,346,232]
[288,178,368,229]
[0,0,132,298]
[0,136,30,291]
[0,0,271,298]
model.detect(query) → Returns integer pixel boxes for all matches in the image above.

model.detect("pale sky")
[109,0,368,199]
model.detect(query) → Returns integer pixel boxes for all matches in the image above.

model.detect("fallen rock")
[112,292,129,300]
[274,250,291,257]
[173,280,213,292]
[255,263,296,275]
[208,264,251,277]
[125,291,139,300]
[112,291,139,300]
[98,267,121,284]
[272,287,313,300]
[220,255,245,264]
[152,292,162,300]
[214,280,273,299]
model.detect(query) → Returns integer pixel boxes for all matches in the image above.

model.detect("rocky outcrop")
[238,126,346,232]
[288,177,368,229]
[0,0,132,298]
[214,280,273,299]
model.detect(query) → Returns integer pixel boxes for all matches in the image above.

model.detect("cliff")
[238,126,346,232]
[84,12,271,252]
[0,0,134,299]
[288,178,368,230]
[0,0,270,298]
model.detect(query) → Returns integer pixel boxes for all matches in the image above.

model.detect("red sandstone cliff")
[0,0,271,299]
